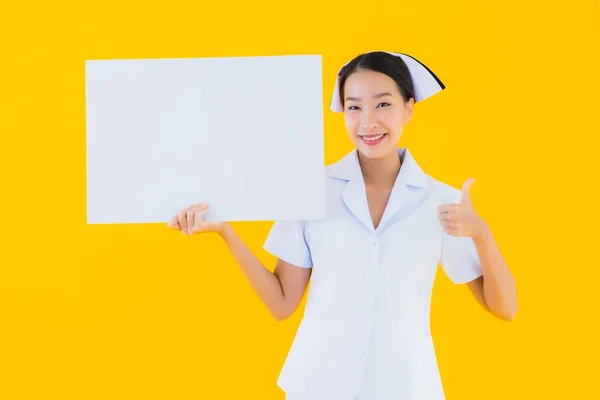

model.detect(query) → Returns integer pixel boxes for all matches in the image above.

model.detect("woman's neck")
[358,149,401,188]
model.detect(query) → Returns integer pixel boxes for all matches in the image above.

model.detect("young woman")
[168,51,518,400]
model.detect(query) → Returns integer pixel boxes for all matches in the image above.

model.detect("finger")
[438,204,458,214]
[443,227,460,236]
[441,220,459,229]
[167,214,180,229]
[182,203,203,234]
[177,210,188,234]
[438,212,455,221]
[461,178,475,204]
[187,208,196,234]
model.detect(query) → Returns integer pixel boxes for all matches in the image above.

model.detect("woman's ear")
[405,97,415,120]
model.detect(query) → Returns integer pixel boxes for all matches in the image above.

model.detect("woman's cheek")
[344,114,359,133]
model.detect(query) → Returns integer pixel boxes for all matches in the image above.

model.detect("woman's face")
[343,69,414,160]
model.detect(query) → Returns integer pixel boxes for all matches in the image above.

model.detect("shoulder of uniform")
[424,176,462,203]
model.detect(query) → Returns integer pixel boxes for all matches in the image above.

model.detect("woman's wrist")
[218,222,235,241]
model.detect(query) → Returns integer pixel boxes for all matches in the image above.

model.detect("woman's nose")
[359,112,378,131]
[360,121,379,132]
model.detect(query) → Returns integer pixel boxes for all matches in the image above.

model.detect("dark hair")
[338,51,415,108]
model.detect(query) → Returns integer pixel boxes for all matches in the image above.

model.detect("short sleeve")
[263,220,313,268]
[440,189,483,284]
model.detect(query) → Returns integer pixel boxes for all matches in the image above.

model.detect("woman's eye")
[346,104,388,110]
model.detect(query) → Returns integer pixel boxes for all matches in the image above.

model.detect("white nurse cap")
[329,51,446,112]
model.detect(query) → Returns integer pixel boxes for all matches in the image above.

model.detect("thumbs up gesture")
[437,178,488,238]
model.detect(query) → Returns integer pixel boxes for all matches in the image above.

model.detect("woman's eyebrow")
[345,92,393,102]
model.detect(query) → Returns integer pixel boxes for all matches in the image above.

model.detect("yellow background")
[1,0,599,398]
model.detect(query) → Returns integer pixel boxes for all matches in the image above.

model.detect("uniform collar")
[328,147,429,188]
[327,147,428,234]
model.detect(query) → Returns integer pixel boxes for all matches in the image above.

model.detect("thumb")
[193,204,209,231]
[461,178,475,204]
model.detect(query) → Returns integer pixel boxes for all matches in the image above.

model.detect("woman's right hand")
[167,203,228,236]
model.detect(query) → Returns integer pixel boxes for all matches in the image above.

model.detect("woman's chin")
[355,140,394,159]
[357,146,390,160]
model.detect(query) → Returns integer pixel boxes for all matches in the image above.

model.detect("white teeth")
[362,134,384,141]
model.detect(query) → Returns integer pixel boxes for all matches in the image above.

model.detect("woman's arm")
[438,179,518,321]
[168,204,311,320]
[219,224,312,321]
[465,225,518,321]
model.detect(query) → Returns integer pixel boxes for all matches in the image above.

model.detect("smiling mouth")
[359,133,387,142]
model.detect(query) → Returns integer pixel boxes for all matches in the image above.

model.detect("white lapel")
[376,148,428,232]
[328,148,429,233]
[328,149,373,233]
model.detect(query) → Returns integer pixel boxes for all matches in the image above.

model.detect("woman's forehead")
[344,70,400,96]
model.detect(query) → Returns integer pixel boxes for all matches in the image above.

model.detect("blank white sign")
[85,55,325,224]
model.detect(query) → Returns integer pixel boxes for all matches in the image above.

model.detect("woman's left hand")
[437,178,489,238]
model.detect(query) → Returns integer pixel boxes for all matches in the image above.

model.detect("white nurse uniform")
[263,147,483,400]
